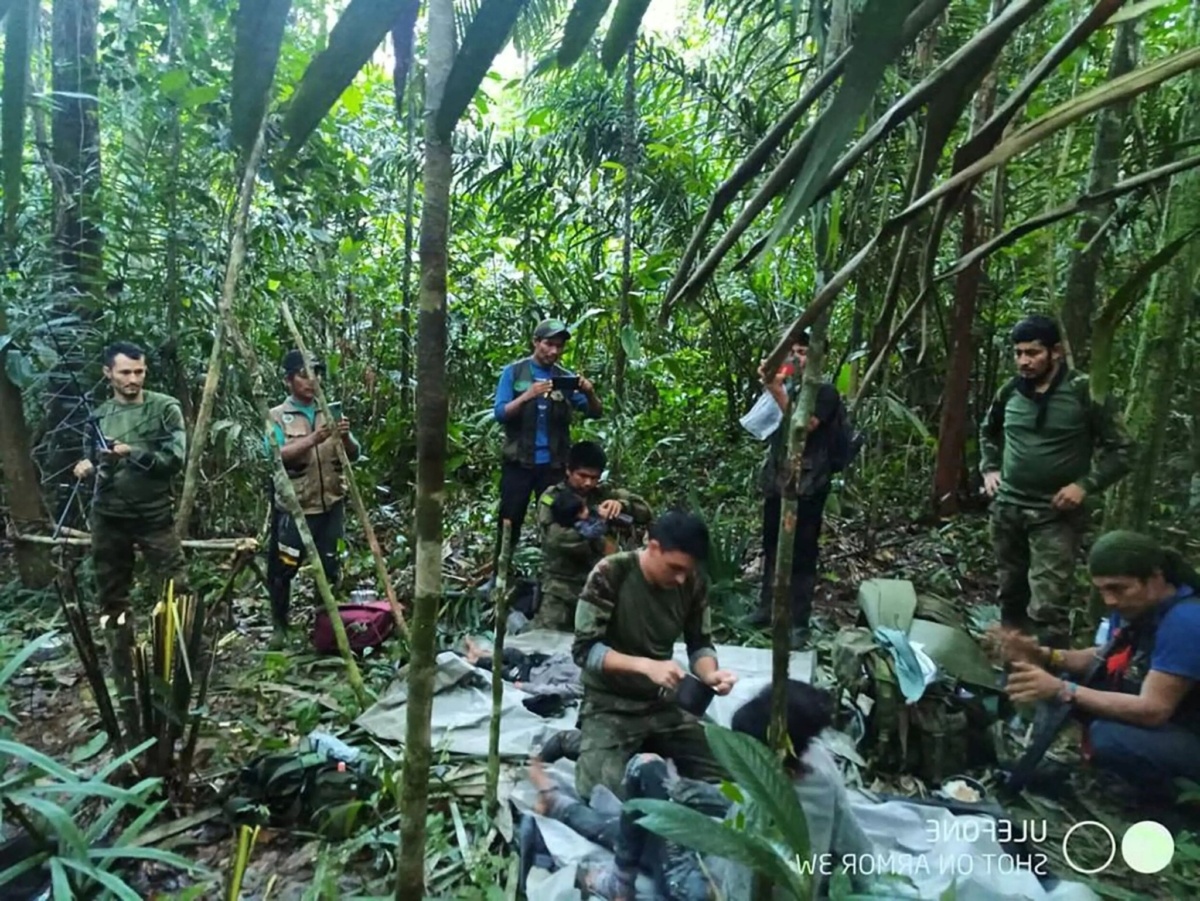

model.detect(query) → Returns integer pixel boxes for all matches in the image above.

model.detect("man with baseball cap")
[265,349,360,646]
[491,318,602,576]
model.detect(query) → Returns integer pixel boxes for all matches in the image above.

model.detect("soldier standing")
[72,341,188,618]
[533,441,652,631]
[980,315,1134,647]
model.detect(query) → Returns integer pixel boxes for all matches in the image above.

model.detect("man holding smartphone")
[266,349,360,645]
[491,319,602,578]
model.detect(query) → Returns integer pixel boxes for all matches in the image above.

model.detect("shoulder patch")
[541,493,555,505]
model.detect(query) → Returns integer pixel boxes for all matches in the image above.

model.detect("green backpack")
[832,627,969,785]
[222,750,382,840]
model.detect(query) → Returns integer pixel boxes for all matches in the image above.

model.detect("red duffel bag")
[312,601,395,655]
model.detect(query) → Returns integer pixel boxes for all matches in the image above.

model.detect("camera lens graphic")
[1062,821,1116,875]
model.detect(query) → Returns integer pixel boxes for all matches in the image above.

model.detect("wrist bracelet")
[1059,680,1078,704]
[1048,649,1065,670]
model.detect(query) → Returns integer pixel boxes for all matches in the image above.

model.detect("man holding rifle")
[73,341,188,618]
[999,530,1200,803]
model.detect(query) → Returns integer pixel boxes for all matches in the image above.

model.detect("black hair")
[567,441,607,473]
[793,330,810,347]
[104,342,145,368]
[648,510,709,563]
[730,680,835,772]
[1010,315,1061,349]
[550,491,586,529]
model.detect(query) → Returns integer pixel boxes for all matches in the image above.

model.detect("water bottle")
[306,730,360,764]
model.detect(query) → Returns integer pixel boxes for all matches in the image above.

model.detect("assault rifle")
[1002,634,1116,793]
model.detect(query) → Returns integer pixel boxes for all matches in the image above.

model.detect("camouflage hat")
[533,319,570,341]
[282,349,325,377]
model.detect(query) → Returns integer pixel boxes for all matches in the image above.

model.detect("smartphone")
[328,401,343,421]
[552,375,580,393]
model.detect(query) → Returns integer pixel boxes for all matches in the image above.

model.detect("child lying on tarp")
[527,680,873,900]
[463,637,583,717]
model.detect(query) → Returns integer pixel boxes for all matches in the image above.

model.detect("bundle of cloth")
[463,637,583,718]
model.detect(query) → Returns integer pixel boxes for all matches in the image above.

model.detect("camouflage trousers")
[991,502,1086,646]
[575,695,726,802]
[531,583,581,632]
[92,512,188,618]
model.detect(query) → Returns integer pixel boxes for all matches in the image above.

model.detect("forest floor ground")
[2,507,1196,899]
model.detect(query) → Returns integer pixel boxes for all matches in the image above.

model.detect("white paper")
[739,391,784,440]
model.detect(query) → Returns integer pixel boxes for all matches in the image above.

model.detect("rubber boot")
[790,574,815,649]
[102,612,141,742]
[745,574,774,628]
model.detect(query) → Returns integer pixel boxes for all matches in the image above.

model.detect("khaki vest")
[269,400,345,514]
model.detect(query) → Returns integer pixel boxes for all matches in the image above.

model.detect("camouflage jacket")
[537,481,652,600]
[91,390,187,522]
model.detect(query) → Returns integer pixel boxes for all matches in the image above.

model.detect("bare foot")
[464,637,483,664]
[529,755,556,815]
[581,863,634,901]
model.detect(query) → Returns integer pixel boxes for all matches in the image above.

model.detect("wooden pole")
[278,298,407,637]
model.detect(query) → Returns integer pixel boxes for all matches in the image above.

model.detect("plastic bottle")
[306,730,360,763]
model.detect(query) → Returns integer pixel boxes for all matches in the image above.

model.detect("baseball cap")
[282,349,325,377]
[533,319,570,341]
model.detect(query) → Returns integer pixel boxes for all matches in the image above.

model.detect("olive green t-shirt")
[91,390,186,521]
[572,550,717,709]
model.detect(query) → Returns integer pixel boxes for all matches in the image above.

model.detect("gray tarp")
[355,630,1097,901]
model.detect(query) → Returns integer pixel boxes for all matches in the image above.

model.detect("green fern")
[599,0,651,73]
[557,0,613,69]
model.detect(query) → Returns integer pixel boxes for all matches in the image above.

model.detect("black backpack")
[826,398,862,473]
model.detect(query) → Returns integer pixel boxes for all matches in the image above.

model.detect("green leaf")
[231,0,292,153]
[599,0,651,73]
[0,738,84,783]
[159,68,191,98]
[57,857,143,901]
[624,798,808,899]
[619,324,642,362]
[282,0,408,156]
[15,795,89,859]
[0,631,58,691]
[557,0,613,69]
[1106,0,1175,25]
[763,0,921,255]
[182,84,220,108]
[704,724,812,858]
[49,858,73,901]
[434,0,530,141]
[3,348,34,387]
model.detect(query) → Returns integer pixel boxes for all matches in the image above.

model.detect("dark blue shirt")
[1107,585,1200,681]
[493,361,590,465]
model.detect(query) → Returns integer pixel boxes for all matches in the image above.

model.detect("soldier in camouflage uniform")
[980,315,1133,647]
[533,441,652,631]
[572,511,737,801]
[72,341,188,618]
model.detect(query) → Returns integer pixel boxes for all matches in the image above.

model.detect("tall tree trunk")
[0,0,53,585]
[930,3,1002,518]
[44,0,102,531]
[396,0,454,895]
[52,0,102,296]
[163,0,194,426]
[1108,72,1200,532]
[1060,21,1137,365]
[612,42,637,414]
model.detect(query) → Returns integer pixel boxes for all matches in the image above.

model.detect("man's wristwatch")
[1058,680,1078,704]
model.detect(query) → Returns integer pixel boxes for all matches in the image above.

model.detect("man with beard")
[979,315,1133,647]
[72,341,188,619]
[491,319,602,578]
[533,441,652,631]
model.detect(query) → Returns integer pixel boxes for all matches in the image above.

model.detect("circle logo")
[1062,820,1117,875]
[1121,820,1174,874]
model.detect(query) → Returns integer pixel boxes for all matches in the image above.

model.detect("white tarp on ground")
[355,630,1097,901]
[354,629,815,758]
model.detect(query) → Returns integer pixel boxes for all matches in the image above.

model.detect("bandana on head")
[1087,530,1200,589]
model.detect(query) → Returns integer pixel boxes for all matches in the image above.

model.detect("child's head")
[550,490,587,528]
